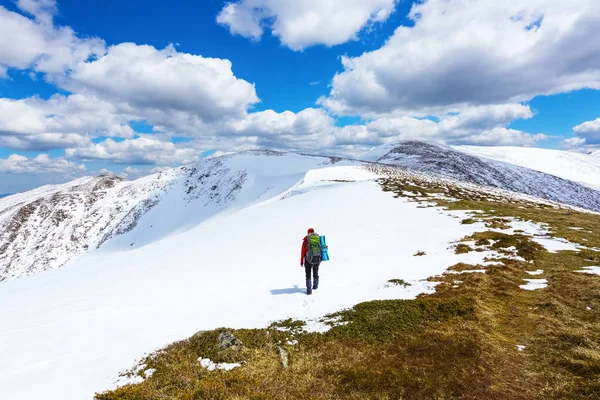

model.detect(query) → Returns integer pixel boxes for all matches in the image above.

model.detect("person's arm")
[300,238,306,265]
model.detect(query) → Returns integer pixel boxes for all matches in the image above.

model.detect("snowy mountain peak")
[366,141,600,212]
[2,144,600,282]
[0,151,357,281]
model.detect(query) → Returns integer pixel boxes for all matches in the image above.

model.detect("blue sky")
[1,0,600,193]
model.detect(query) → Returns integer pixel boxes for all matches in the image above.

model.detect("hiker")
[301,228,321,295]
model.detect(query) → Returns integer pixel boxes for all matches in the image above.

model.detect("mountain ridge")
[2,141,599,282]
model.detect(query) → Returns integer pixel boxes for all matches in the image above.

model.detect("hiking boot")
[306,279,312,295]
[313,278,319,290]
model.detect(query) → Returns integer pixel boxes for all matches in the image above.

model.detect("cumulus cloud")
[64,43,259,122]
[572,117,600,145]
[0,5,259,132]
[0,94,135,150]
[332,114,545,148]
[437,104,534,134]
[65,136,199,165]
[223,108,333,137]
[320,0,600,117]
[574,118,600,134]
[16,0,57,24]
[563,137,587,148]
[450,128,548,147]
[0,4,260,158]
[0,0,565,176]
[0,5,105,76]
[217,0,397,50]
[0,153,85,174]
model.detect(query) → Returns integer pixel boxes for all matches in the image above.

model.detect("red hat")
[307,228,315,233]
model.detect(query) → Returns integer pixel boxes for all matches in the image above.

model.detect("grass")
[386,278,411,287]
[96,176,600,400]
[413,250,426,256]
[455,244,474,254]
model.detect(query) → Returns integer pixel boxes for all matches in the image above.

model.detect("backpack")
[305,233,322,265]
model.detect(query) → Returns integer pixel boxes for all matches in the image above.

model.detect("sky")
[1,0,600,193]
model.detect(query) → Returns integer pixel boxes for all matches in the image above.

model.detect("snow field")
[0,166,507,400]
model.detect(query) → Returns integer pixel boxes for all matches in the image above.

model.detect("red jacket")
[300,235,308,265]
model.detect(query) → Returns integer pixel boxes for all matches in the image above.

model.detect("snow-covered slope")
[0,151,349,281]
[364,141,600,212]
[454,145,600,190]
[0,163,513,400]
[2,147,599,400]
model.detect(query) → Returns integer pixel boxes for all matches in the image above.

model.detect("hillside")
[454,145,600,190]
[0,152,351,281]
[364,141,600,212]
[1,146,599,399]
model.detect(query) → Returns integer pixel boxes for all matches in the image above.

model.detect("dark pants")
[304,262,319,282]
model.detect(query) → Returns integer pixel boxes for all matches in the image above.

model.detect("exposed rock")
[218,331,243,351]
[277,346,289,369]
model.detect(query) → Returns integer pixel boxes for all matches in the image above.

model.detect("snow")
[144,369,156,378]
[455,145,600,190]
[532,237,580,253]
[2,147,598,399]
[526,270,544,276]
[520,279,548,291]
[0,160,503,400]
[198,358,241,372]
[0,152,360,280]
[576,266,600,276]
[446,269,487,274]
[516,345,526,352]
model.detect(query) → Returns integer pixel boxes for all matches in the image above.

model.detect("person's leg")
[312,263,319,289]
[304,262,312,294]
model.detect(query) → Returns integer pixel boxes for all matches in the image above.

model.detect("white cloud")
[16,0,57,25]
[65,136,199,166]
[0,94,134,150]
[64,43,259,122]
[572,117,600,144]
[574,118,600,133]
[0,133,91,151]
[0,0,562,175]
[320,0,600,117]
[329,103,540,148]
[450,128,548,147]
[0,5,105,76]
[0,6,259,132]
[217,0,397,50]
[564,137,586,148]
[224,108,333,137]
[437,104,534,134]
[0,153,85,174]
